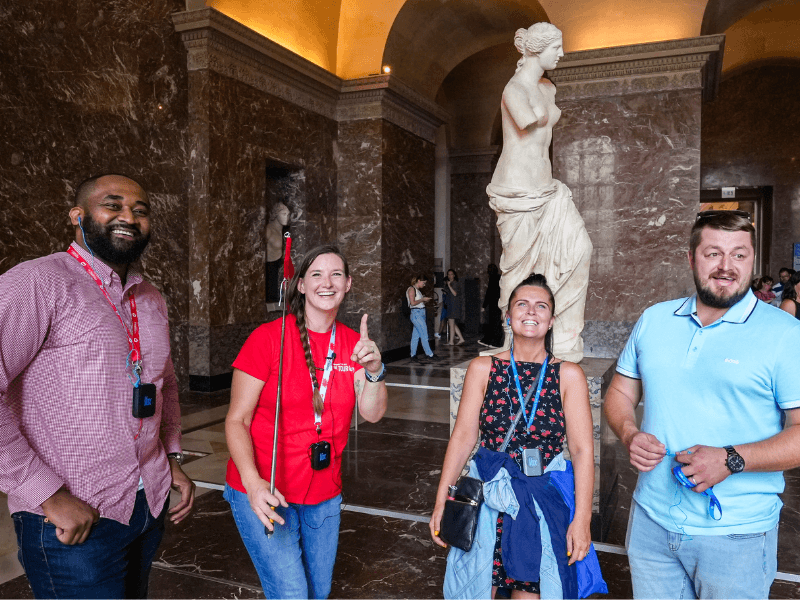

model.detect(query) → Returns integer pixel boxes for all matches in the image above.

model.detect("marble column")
[175,8,341,389]
[449,147,501,295]
[549,35,725,357]
[174,9,448,387]
[336,76,448,350]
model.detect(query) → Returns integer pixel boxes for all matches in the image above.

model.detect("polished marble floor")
[4,337,800,598]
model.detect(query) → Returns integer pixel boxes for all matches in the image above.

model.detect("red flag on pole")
[283,234,295,280]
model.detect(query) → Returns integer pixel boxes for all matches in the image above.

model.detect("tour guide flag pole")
[266,232,294,536]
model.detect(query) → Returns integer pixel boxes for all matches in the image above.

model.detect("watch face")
[727,454,745,473]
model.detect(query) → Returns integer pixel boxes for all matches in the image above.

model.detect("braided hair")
[286,245,351,416]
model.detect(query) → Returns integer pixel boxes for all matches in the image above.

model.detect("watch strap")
[724,445,744,473]
[364,362,386,383]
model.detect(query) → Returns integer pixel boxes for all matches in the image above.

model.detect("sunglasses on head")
[695,209,752,221]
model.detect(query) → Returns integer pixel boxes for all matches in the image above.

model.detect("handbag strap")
[498,361,544,453]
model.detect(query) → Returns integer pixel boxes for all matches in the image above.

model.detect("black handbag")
[439,475,484,552]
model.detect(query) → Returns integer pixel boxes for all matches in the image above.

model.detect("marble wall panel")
[554,89,701,326]
[205,70,339,329]
[701,65,800,275]
[336,119,383,341]
[0,0,191,387]
[381,121,436,352]
[450,172,499,300]
[183,71,340,378]
[337,120,383,217]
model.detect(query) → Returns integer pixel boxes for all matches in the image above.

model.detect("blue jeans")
[224,485,341,599]
[626,500,778,599]
[13,488,168,599]
[409,310,433,357]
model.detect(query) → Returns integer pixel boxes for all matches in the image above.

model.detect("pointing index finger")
[360,314,370,340]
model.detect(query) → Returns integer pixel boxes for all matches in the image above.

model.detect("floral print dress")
[478,357,567,593]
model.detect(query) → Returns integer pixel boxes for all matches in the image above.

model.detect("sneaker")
[434,333,441,339]
[428,354,441,360]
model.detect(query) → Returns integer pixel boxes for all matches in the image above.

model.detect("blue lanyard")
[672,465,722,520]
[508,350,549,432]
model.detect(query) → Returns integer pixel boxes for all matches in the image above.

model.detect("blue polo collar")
[674,289,758,325]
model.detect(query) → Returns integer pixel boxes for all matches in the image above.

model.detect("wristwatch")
[364,362,386,383]
[724,445,745,473]
[167,452,184,465]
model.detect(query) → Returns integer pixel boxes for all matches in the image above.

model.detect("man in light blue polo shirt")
[604,211,800,599]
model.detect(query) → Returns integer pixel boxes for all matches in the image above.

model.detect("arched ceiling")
[205,0,343,72]
[701,0,778,33]
[717,0,800,73]
[382,0,548,100]
[204,0,800,90]
[437,43,519,148]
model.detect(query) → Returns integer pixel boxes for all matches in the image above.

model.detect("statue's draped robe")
[488,179,592,362]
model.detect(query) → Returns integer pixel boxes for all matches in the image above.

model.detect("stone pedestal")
[450,357,616,512]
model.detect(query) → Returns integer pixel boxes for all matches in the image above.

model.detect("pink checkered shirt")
[0,242,181,524]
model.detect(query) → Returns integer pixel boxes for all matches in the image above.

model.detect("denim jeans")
[409,310,433,357]
[13,488,168,599]
[626,500,778,599]
[224,485,341,599]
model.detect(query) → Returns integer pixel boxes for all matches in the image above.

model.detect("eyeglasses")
[695,209,752,221]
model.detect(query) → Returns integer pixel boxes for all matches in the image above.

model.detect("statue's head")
[270,202,290,226]
[514,22,562,57]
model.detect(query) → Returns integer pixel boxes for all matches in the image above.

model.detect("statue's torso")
[491,78,560,191]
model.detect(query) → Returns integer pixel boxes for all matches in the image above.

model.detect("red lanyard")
[313,323,337,426]
[68,246,142,364]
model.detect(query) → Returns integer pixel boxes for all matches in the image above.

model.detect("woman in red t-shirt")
[224,245,388,599]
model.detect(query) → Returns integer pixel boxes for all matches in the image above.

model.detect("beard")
[81,213,150,265]
[693,269,750,309]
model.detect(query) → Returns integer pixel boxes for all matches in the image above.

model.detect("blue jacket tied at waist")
[443,447,607,599]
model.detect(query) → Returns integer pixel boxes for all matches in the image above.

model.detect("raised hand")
[350,314,383,375]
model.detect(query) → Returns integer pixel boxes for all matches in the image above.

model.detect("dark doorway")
[265,161,304,303]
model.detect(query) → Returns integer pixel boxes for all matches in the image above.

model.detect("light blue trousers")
[626,500,778,599]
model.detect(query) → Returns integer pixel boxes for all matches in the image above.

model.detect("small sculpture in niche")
[266,202,291,303]
[487,22,592,362]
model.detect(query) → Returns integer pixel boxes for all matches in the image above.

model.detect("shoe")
[428,354,441,360]
[434,333,441,338]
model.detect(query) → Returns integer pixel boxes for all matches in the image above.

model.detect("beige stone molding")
[172,8,449,142]
[338,75,450,143]
[549,35,725,101]
[449,147,499,174]
[173,8,341,119]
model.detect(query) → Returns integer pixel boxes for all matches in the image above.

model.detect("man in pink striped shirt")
[0,174,195,598]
